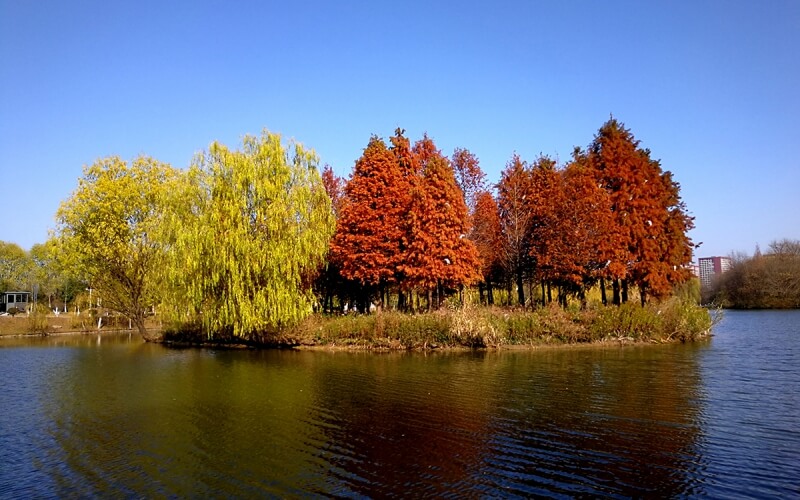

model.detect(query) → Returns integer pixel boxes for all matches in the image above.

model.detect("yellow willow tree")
[160,131,334,341]
[55,156,178,339]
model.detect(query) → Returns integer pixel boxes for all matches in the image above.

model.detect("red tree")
[581,118,694,304]
[403,136,481,308]
[497,154,534,306]
[471,190,503,304]
[451,147,486,217]
[330,136,411,309]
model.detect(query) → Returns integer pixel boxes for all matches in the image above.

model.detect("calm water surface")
[1,310,798,497]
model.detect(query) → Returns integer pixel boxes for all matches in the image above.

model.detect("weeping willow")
[160,130,334,340]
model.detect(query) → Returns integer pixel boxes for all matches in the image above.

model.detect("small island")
[0,119,737,346]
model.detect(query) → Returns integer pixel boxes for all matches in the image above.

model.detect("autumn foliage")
[324,118,695,311]
[330,131,480,311]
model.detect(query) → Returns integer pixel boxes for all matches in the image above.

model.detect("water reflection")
[2,316,798,497]
[305,347,708,497]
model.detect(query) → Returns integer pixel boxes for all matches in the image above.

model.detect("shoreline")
[1,326,713,352]
[2,301,715,350]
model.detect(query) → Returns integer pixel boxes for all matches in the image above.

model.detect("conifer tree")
[403,139,480,306]
[497,154,534,306]
[581,118,694,304]
[330,136,411,309]
[471,191,503,304]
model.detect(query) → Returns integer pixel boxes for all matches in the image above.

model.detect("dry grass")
[276,299,713,350]
[0,312,159,336]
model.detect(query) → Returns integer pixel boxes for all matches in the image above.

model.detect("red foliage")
[330,136,410,287]
[581,118,695,302]
[472,191,503,283]
[331,131,481,305]
[321,164,345,218]
[451,147,486,216]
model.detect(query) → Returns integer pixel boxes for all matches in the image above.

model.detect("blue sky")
[1,1,798,258]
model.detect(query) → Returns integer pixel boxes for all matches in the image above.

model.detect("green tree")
[161,131,334,340]
[0,241,29,291]
[55,156,176,337]
[29,242,61,309]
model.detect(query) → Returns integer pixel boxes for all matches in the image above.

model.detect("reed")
[282,298,713,349]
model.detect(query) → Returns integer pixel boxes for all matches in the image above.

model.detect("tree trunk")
[541,280,546,307]
[547,282,552,304]
[527,279,534,310]
[640,286,647,306]
[612,279,621,306]
[478,282,485,305]
[622,279,629,304]
[134,314,156,341]
[487,284,494,306]
[516,270,525,307]
[600,277,607,306]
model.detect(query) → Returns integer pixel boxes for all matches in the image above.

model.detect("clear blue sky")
[1,1,798,258]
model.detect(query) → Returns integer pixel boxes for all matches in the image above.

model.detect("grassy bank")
[0,312,158,337]
[271,298,714,350]
[5,299,713,349]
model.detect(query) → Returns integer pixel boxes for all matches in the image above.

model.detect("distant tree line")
[708,239,800,308]
[2,118,698,342]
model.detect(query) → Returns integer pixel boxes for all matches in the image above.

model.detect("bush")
[164,296,714,349]
[27,304,50,334]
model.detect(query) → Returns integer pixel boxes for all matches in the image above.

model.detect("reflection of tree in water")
[306,351,499,497]
[307,346,707,497]
[479,345,708,497]
[44,348,327,497]
[41,343,708,497]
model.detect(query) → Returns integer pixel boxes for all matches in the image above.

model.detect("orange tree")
[497,154,534,306]
[330,136,411,311]
[579,118,694,304]
[332,131,480,311]
[403,137,480,308]
[471,191,504,304]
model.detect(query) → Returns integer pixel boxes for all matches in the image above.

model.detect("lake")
[1,310,798,497]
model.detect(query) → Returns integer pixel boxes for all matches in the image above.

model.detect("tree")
[580,118,694,304]
[330,135,411,309]
[523,156,561,305]
[713,239,800,308]
[403,138,481,307]
[471,191,503,304]
[29,242,61,309]
[497,154,534,306]
[0,241,29,292]
[533,160,613,307]
[161,131,334,340]
[316,165,348,313]
[451,147,486,216]
[321,164,346,217]
[55,156,176,338]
